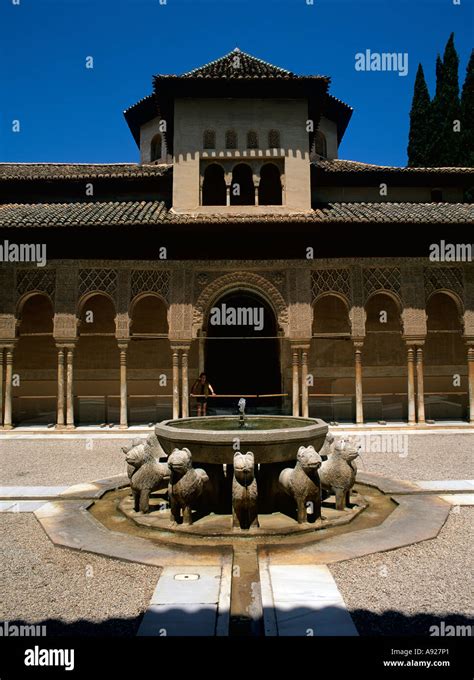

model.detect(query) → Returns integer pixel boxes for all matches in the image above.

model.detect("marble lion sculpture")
[123,442,170,514]
[319,436,360,510]
[167,448,209,526]
[279,445,322,524]
[232,451,259,530]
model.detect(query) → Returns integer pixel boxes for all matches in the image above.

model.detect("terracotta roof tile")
[0,201,471,227]
[0,163,171,181]
[314,159,474,174]
[155,49,329,81]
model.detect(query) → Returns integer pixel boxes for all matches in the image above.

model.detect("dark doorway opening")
[204,291,281,413]
[230,164,255,206]
[202,164,226,206]
[259,163,282,205]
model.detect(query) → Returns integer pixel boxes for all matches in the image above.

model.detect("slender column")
[4,347,14,430]
[181,349,189,418]
[172,349,180,419]
[416,347,425,424]
[407,346,416,425]
[301,349,309,418]
[468,347,474,425]
[66,346,75,429]
[56,347,65,428]
[226,185,231,207]
[119,343,128,429]
[0,347,4,427]
[292,349,300,416]
[198,330,206,374]
[254,184,259,207]
[354,343,364,424]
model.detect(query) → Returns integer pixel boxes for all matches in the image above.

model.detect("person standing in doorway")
[192,372,215,416]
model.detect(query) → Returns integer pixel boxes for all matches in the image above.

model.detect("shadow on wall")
[7,609,473,636]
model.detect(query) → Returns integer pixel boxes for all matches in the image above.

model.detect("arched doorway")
[310,294,353,422]
[230,164,254,206]
[259,163,282,205]
[424,292,467,420]
[363,292,406,421]
[202,164,226,206]
[75,293,119,424]
[129,294,172,423]
[15,293,56,424]
[204,291,281,413]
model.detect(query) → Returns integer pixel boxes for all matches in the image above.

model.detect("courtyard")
[1,428,472,638]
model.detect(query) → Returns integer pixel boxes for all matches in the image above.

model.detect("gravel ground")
[330,507,474,635]
[1,437,139,486]
[1,433,472,486]
[0,514,161,636]
[352,432,473,481]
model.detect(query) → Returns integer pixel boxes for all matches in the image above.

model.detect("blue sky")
[1,0,472,166]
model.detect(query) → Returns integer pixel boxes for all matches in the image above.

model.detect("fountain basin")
[155,416,328,464]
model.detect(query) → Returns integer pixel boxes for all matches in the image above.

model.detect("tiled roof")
[0,201,471,227]
[314,159,474,174]
[0,163,171,181]
[155,49,329,81]
[0,201,169,227]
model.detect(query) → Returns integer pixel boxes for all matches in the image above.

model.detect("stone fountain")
[120,401,362,531]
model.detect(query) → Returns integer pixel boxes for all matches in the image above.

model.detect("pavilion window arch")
[225,130,238,150]
[150,133,163,162]
[247,131,259,149]
[202,163,226,206]
[315,130,327,158]
[203,129,216,150]
[268,129,281,149]
[258,162,283,205]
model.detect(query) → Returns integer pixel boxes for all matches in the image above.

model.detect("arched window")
[259,163,282,205]
[231,164,255,206]
[315,131,327,158]
[203,130,216,150]
[202,164,226,206]
[247,131,259,149]
[268,129,280,149]
[150,134,162,162]
[226,130,238,150]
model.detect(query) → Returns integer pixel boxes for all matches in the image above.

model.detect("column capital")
[403,336,426,346]
[171,343,191,353]
[290,343,311,352]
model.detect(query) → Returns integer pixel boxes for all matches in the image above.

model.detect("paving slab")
[149,566,222,605]
[416,480,474,493]
[137,604,218,636]
[0,500,46,512]
[34,500,229,567]
[0,486,68,499]
[260,562,358,636]
[438,494,474,506]
[137,564,230,636]
[264,494,451,565]
[59,475,129,499]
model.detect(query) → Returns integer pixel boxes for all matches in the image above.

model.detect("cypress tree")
[428,55,446,166]
[431,34,461,166]
[408,64,431,166]
[460,49,474,167]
